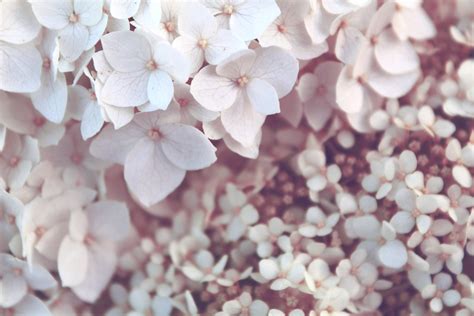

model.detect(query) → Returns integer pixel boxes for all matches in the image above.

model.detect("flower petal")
[57,236,88,287]
[101,70,150,107]
[101,30,150,72]
[191,65,240,112]
[246,78,280,115]
[147,70,173,110]
[124,138,186,206]
[160,123,217,171]
[378,239,407,269]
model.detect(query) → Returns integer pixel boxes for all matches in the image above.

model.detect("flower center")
[146,60,158,71]
[69,13,79,23]
[42,58,51,69]
[33,116,45,127]
[223,4,234,15]
[177,98,189,107]
[198,38,208,49]
[277,24,286,33]
[148,128,161,140]
[35,226,46,237]
[84,234,94,245]
[237,75,249,87]
[164,21,175,32]
[71,153,83,164]
[316,85,326,96]
[9,156,20,167]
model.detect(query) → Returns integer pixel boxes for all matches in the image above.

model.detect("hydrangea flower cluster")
[0,0,473,315]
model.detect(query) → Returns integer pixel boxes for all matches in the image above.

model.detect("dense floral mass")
[0,0,473,315]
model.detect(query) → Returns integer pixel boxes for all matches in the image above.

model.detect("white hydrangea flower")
[445,138,473,188]
[217,292,269,316]
[57,200,130,302]
[312,286,351,316]
[421,273,462,313]
[0,1,42,93]
[425,241,464,275]
[0,254,56,308]
[417,105,456,139]
[191,47,298,146]
[201,0,281,41]
[259,0,327,60]
[0,132,40,190]
[90,111,217,206]
[248,217,291,258]
[99,30,190,111]
[296,61,343,131]
[299,206,340,238]
[391,0,436,41]
[0,190,23,253]
[304,258,339,298]
[0,92,65,147]
[258,253,309,291]
[173,2,246,74]
[31,0,105,62]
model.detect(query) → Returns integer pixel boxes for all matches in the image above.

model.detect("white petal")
[206,29,247,65]
[160,123,217,170]
[110,0,141,19]
[124,138,186,206]
[101,30,151,72]
[58,23,89,62]
[352,215,381,240]
[30,0,72,30]
[172,36,204,74]
[416,214,432,234]
[367,67,420,99]
[57,236,88,287]
[72,241,117,303]
[443,289,461,307]
[147,70,173,110]
[221,95,266,147]
[452,165,472,188]
[190,65,239,112]
[250,46,298,98]
[378,240,407,269]
[259,259,279,280]
[87,201,130,241]
[31,72,68,123]
[90,123,145,164]
[433,120,455,138]
[398,7,436,40]
[14,295,52,316]
[399,150,417,173]
[374,28,419,74]
[0,1,41,44]
[134,0,162,29]
[335,26,366,65]
[390,211,415,234]
[247,78,280,115]
[101,70,150,107]
[0,43,42,93]
[152,41,190,83]
[0,273,27,307]
[229,0,281,41]
[336,66,364,113]
[74,0,103,26]
[81,103,104,140]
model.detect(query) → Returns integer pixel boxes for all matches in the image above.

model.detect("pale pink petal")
[57,236,88,287]
[147,70,173,110]
[30,0,72,30]
[160,124,217,171]
[206,29,247,65]
[90,123,145,164]
[72,241,117,303]
[87,201,130,241]
[0,1,41,44]
[14,295,52,316]
[374,29,419,75]
[58,23,89,62]
[229,0,281,41]
[31,72,68,124]
[246,78,280,115]
[74,0,103,26]
[0,43,42,93]
[250,46,299,98]
[221,95,266,147]
[191,66,240,112]
[124,138,186,206]
[0,273,27,307]
[100,70,150,107]
[336,66,364,113]
[378,239,407,269]
[101,30,151,72]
